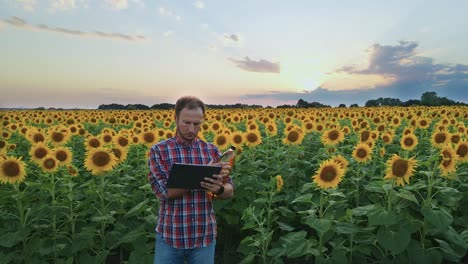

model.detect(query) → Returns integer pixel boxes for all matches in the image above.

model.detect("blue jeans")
[153,233,216,264]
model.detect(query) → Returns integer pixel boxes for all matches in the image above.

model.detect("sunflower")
[101,132,114,144]
[40,155,59,173]
[29,142,51,164]
[0,156,27,184]
[321,129,344,146]
[312,160,345,189]
[229,131,245,148]
[352,142,373,163]
[53,147,73,166]
[379,147,386,157]
[400,133,418,151]
[111,146,128,164]
[276,175,284,192]
[439,145,458,177]
[381,132,394,145]
[384,154,417,187]
[114,134,130,148]
[139,131,159,146]
[0,139,6,152]
[302,121,314,133]
[455,141,468,163]
[214,134,229,150]
[66,164,79,177]
[450,133,462,145]
[28,129,46,143]
[330,155,349,170]
[244,131,262,147]
[265,122,278,136]
[417,118,431,129]
[48,128,71,146]
[283,129,304,145]
[84,147,118,175]
[85,136,102,149]
[431,131,449,148]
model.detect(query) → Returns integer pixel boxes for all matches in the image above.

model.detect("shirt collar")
[175,133,199,147]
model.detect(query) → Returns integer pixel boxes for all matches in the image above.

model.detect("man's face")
[175,107,204,143]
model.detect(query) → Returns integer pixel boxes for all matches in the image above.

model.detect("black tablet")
[167,163,222,189]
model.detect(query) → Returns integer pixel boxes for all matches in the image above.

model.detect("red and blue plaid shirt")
[147,135,233,249]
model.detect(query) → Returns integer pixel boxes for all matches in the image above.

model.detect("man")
[147,96,234,264]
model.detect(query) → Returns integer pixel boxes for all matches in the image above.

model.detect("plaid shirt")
[147,135,233,249]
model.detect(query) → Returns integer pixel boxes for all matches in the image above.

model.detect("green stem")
[355,164,361,207]
[99,175,107,257]
[426,159,439,205]
[387,180,394,212]
[14,184,27,251]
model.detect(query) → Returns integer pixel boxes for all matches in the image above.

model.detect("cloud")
[50,0,78,11]
[239,41,468,106]
[104,0,128,10]
[163,30,174,37]
[158,7,182,22]
[14,0,37,11]
[1,16,148,42]
[193,1,205,9]
[229,57,280,73]
[224,33,239,42]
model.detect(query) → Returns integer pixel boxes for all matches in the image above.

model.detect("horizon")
[1,1,468,109]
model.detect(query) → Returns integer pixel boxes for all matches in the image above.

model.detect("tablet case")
[167,163,222,189]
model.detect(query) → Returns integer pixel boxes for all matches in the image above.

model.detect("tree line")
[92,91,465,110]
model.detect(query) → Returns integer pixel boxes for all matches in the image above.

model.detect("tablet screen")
[167,163,222,189]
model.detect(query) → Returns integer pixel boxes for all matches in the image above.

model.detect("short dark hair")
[175,96,206,118]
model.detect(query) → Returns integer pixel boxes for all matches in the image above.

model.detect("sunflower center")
[144,133,155,143]
[118,137,129,147]
[35,148,48,159]
[112,148,122,159]
[287,131,299,142]
[392,159,409,178]
[357,148,368,159]
[320,166,337,182]
[92,152,111,167]
[420,120,427,126]
[0,140,5,148]
[360,131,370,141]
[212,124,220,130]
[451,135,460,144]
[33,133,45,143]
[233,135,243,144]
[325,130,338,141]
[435,133,446,144]
[216,136,227,146]
[89,138,101,148]
[404,137,414,146]
[52,132,64,142]
[44,158,56,169]
[246,133,258,143]
[103,135,113,143]
[456,144,467,158]
[2,161,20,177]
[442,151,452,167]
[56,150,68,161]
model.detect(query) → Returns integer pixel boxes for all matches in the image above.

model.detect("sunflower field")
[0,106,467,264]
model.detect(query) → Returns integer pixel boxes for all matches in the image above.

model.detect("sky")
[1,0,467,109]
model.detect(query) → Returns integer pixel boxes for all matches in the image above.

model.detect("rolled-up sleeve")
[147,146,168,200]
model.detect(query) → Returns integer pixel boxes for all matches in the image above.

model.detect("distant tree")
[421,91,438,106]
[151,103,174,110]
[277,104,294,108]
[350,104,359,108]
[402,99,421,106]
[296,99,309,108]
[338,104,346,108]
[365,99,379,107]
[98,103,125,110]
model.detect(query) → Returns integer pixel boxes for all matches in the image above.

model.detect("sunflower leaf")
[421,206,452,231]
[376,226,410,254]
